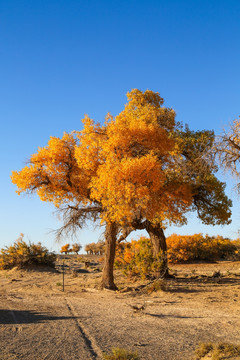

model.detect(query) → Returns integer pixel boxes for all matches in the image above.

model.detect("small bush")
[0,233,56,270]
[195,342,240,359]
[103,347,139,360]
[115,237,165,279]
[195,343,214,359]
[231,239,240,259]
[77,256,85,263]
[145,279,168,293]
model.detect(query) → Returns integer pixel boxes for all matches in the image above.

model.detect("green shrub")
[103,347,139,360]
[0,233,56,270]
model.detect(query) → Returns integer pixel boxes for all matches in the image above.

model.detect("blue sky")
[1,0,240,252]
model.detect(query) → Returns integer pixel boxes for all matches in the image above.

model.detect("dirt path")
[0,262,240,360]
[0,292,102,360]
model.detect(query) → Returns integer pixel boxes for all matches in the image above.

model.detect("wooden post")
[62,259,65,292]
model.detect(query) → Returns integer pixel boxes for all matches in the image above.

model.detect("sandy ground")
[0,259,240,360]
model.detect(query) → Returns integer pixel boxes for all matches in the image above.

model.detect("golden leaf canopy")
[11,89,231,227]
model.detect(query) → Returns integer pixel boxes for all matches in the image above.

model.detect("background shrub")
[115,234,238,277]
[0,233,56,270]
[115,237,165,279]
[231,238,240,253]
[167,234,238,263]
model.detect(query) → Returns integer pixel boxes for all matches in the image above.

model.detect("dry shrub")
[114,237,165,279]
[195,342,240,359]
[195,342,214,359]
[103,347,139,360]
[231,238,240,253]
[145,279,168,293]
[167,234,238,263]
[0,233,56,270]
[115,234,238,278]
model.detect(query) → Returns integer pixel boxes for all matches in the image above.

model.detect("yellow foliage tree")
[72,243,82,254]
[60,244,72,255]
[89,90,231,277]
[11,89,232,289]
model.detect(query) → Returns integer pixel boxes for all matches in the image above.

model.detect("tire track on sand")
[65,297,103,360]
[1,293,102,360]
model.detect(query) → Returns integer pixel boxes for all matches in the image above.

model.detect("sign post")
[62,259,65,292]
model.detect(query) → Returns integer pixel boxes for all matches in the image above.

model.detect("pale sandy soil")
[0,259,240,360]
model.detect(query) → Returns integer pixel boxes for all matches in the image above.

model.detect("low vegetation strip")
[114,235,239,279]
[167,234,239,263]
[195,342,240,360]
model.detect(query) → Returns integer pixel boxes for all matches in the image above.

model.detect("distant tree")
[60,244,72,255]
[85,244,91,255]
[85,243,95,255]
[72,243,82,254]
[89,242,98,255]
[216,117,240,191]
[92,243,99,255]
[84,242,104,255]
[96,240,105,255]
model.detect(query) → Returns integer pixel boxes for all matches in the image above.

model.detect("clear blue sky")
[1,0,240,253]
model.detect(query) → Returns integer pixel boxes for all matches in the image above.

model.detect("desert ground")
[0,257,240,360]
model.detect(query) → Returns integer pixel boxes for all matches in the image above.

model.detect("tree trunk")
[146,222,169,278]
[101,222,118,290]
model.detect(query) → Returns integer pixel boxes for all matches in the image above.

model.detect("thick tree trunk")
[101,222,118,290]
[146,222,169,278]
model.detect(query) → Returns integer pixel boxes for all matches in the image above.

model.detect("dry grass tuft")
[103,347,139,360]
[195,342,240,359]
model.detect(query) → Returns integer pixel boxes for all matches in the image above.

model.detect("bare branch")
[53,204,102,242]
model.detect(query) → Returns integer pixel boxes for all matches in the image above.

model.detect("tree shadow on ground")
[0,309,79,325]
[144,312,202,319]
[125,276,240,296]
[166,276,240,294]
